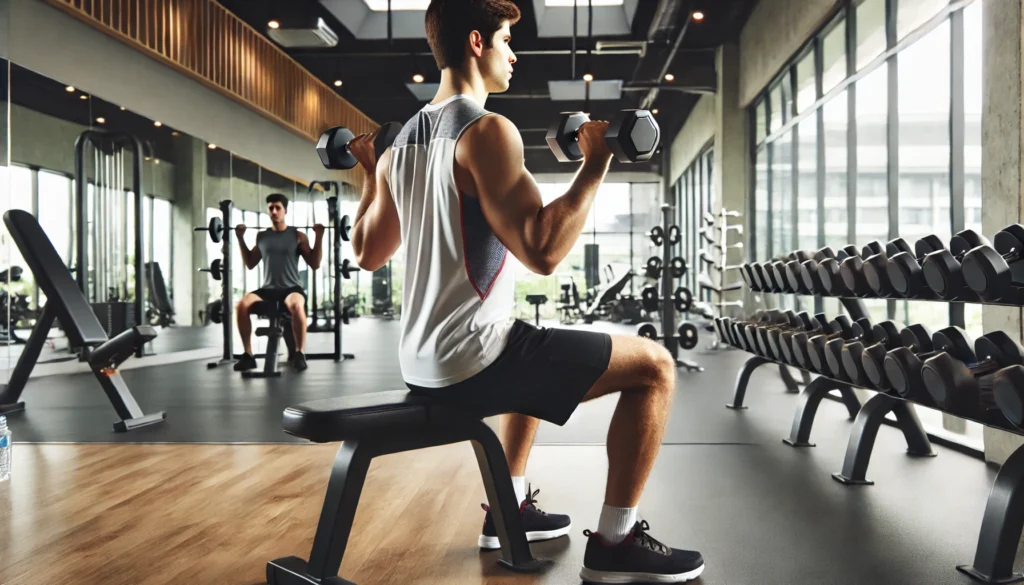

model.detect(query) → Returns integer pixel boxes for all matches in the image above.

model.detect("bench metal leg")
[832,394,935,486]
[958,443,1024,583]
[0,303,56,411]
[244,328,284,379]
[783,378,853,448]
[469,420,551,573]
[726,356,772,410]
[779,364,801,393]
[267,440,371,585]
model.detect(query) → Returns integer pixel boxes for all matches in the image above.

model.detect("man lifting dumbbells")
[334,1,704,583]
[234,193,324,373]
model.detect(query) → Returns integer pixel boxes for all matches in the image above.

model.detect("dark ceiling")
[216,0,757,175]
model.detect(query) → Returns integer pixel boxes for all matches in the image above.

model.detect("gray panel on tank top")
[257,227,302,290]
[393,97,489,148]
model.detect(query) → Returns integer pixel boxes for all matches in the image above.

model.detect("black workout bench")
[0,209,165,432]
[266,390,551,584]
[244,300,297,378]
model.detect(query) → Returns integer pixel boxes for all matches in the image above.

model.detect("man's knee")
[235,300,251,316]
[640,340,676,393]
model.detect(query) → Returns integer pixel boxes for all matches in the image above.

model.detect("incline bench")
[266,390,552,584]
[0,210,165,432]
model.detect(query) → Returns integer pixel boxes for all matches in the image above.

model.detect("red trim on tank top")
[458,192,507,300]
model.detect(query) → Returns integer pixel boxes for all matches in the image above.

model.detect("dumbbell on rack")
[961,224,1024,302]
[920,229,990,300]
[859,324,933,392]
[840,321,904,386]
[798,246,861,296]
[776,313,834,365]
[922,331,1024,416]
[993,366,1024,428]
[883,235,948,299]
[742,310,804,361]
[801,317,867,376]
[718,311,781,352]
[813,317,878,380]
[815,243,879,296]
[884,326,976,405]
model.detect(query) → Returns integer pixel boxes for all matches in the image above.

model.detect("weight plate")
[678,323,699,350]
[546,112,588,162]
[646,256,663,278]
[637,323,659,339]
[208,216,224,244]
[673,287,693,313]
[951,229,988,255]
[649,226,665,247]
[340,215,352,242]
[209,258,222,281]
[915,235,945,258]
[667,225,682,245]
[641,286,660,312]
[977,331,1024,367]
[670,257,687,278]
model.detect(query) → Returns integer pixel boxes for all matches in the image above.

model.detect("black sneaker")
[291,352,308,372]
[233,353,257,372]
[580,520,705,583]
[478,485,571,550]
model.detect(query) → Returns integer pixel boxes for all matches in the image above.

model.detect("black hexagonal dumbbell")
[767,252,808,294]
[805,317,869,377]
[820,317,883,382]
[884,326,977,406]
[834,241,889,297]
[735,311,792,355]
[752,311,815,362]
[920,229,991,300]
[719,311,773,351]
[741,310,801,358]
[547,109,661,163]
[815,245,865,296]
[960,224,1024,302]
[317,122,403,170]
[790,315,857,372]
[861,237,938,297]
[993,364,1024,429]
[841,320,904,387]
[922,331,1024,417]
[777,313,833,365]
[860,323,933,392]
[794,247,842,295]
[884,235,947,299]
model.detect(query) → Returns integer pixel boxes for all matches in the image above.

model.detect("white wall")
[668,95,715,184]
[8,0,346,186]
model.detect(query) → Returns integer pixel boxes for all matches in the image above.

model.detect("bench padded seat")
[284,390,452,443]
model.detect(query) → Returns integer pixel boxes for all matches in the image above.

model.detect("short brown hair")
[425,0,521,70]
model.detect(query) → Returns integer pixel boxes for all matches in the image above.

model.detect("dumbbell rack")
[701,208,744,350]
[641,205,703,373]
[724,228,1024,585]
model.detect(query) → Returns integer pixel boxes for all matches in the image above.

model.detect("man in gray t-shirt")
[234,193,324,372]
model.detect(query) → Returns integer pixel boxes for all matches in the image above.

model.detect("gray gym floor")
[2,316,1021,583]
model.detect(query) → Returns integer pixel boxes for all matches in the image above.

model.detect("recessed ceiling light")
[412,73,424,83]
[664,73,675,82]
[95,117,105,124]
[652,108,659,115]
[154,159,160,165]
[692,11,705,21]
[80,95,88,100]
[333,80,343,87]
[65,85,75,92]
[154,121,163,127]
[268,20,280,29]
[582,73,594,82]
[208,144,217,150]
[120,106,126,111]
[171,131,180,136]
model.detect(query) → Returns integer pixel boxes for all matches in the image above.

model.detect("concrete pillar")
[981,0,1024,465]
[172,136,207,325]
[713,42,749,314]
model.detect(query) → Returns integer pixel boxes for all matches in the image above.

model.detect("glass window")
[856,0,886,71]
[4,166,34,303]
[797,118,819,253]
[898,0,949,40]
[898,20,950,245]
[823,91,849,251]
[964,1,982,238]
[153,198,172,301]
[756,99,768,144]
[855,65,888,246]
[39,171,72,265]
[769,83,785,134]
[755,148,769,263]
[822,17,847,94]
[795,51,816,113]
[771,130,794,258]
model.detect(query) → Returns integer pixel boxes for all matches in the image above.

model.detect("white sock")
[597,504,638,545]
[512,476,528,504]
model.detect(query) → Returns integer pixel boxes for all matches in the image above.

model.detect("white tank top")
[387,94,515,387]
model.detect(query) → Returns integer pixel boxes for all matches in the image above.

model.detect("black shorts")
[407,320,612,426]
[252,286,306,304]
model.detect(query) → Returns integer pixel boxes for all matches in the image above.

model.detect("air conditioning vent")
[267,17,338,48]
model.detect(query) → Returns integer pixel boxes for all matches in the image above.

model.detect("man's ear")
[468,30,484,57]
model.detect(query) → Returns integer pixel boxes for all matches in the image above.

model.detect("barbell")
[194,217,224,243]
[195,216,353,245]
[637,322,699,350]
[199,258,223,280]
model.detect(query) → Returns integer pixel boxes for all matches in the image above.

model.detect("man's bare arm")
[237,232,262,270]
[460,114,612,275]
[297,232,323,270]
[351,148,400,271]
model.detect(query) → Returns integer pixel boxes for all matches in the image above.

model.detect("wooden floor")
[0,442,554,585]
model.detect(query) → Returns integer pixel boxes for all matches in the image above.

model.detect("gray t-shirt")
[257,226,302,290]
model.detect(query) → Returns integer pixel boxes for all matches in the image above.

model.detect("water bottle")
[0,415,10,483]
